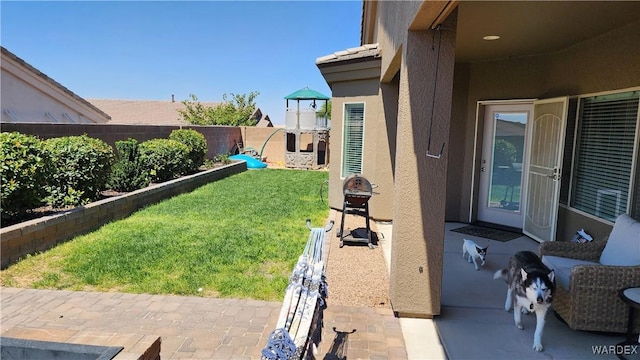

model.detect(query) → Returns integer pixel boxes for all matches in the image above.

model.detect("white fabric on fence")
[262,223,330,360]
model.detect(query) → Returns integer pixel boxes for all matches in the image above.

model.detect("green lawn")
[0,169,329,301]
[489,184,521,210]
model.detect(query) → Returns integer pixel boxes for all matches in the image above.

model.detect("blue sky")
[1,1,362,124]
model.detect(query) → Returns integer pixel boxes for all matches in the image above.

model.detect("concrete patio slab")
[436,222,629,360]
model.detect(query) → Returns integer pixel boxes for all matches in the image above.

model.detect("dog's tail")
[493,269,508,281]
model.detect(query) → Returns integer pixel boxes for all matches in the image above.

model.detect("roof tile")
[88,98,219,126]
[315,43,380,65]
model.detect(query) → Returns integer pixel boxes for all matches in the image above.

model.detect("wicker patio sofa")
[539,214,640,334]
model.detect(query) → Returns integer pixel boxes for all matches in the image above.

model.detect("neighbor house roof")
[88,98,220,126]
[90,98,271,127]
[250,107,273,127]
[1,46,111,123]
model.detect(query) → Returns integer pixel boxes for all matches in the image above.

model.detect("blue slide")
[229,154,267,169]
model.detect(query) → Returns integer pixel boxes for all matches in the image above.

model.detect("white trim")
[567,88,639,220]
[558,203,615,227]
[632,96,640,217]
[469,102,481,223]
[471,99,535,224]
[573,86,640,101]
[523,96,568,242]
[340,101,366,179]
[563,97,580,208]
[477,99,537,105]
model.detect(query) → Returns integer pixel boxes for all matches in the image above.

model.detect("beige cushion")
[599,214,640,266]
[542,255,599,291]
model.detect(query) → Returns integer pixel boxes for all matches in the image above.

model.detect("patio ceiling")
[455,1,640,63]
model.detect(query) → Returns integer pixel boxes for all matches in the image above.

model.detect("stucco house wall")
[320,2,458,317]
[376,1,443,80]
[316,43,395,220]
[1,47,110,124]
[319,1,639,318]
[355,1,457,317]
[327,79,395,221]
[449,19,640,242]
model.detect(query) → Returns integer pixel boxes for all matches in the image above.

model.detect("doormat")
[451,225,522,242]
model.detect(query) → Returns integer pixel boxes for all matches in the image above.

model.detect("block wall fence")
[1,123,242,160]
[1,123,289,164]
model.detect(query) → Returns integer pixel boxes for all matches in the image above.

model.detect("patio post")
[389,11,457,317]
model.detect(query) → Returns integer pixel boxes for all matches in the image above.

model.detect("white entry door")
[523,97,568,242]
[477,103,532,228]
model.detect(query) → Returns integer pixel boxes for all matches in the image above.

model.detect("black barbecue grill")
[338,174,375,249]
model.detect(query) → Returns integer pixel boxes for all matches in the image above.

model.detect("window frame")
[341,102,365,179]
[566,88,640,223]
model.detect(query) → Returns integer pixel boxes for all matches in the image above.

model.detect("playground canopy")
[284,87,329,101]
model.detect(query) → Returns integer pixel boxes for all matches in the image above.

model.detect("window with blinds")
[570,90,639,222]
[341,103,365,178]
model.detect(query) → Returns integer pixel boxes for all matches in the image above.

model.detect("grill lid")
[343,174,372,196]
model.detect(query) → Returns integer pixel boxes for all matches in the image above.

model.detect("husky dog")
[493,251,555,352]
[462,239,488,270]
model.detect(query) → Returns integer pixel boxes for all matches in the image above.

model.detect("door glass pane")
[489,112,527,212]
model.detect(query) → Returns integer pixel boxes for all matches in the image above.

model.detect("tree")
[493,139,517,167]
[179,91,260,126]
[317,100,331,120]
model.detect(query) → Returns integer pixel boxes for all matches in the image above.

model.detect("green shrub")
[0,132,51,220]
[44,135,114,207]
[213,153,231,165]
[169,129,207,173]
[138,139,189,182]
[108,138,150,192]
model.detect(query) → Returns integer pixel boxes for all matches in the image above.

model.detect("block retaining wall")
[0,161,247,269]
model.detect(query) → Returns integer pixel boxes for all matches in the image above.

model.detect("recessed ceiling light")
[483,35,500,41]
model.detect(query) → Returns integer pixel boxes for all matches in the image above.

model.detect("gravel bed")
[324,212,391,309]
